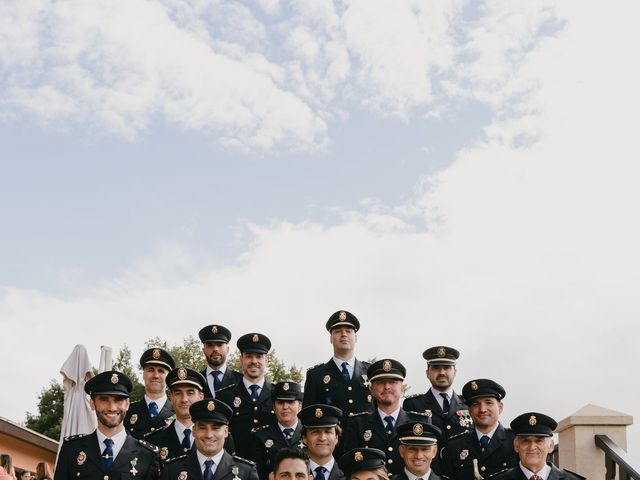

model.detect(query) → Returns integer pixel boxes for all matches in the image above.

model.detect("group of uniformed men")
[54,310,583,480]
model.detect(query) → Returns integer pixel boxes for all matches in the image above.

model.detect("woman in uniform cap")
[338,448,388,480]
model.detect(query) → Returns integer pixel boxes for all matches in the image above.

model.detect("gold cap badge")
[413,423,424,435]
[111,373,119,384]
[207,401,216,411]
[212,325,218,334]
[354,451,363,462]
[471,381,478,391]
[339,311,347,321]
[252,334,259,343]
[383,360,392,372]
[315,408,323,418]
[178,368,187,380]
[152,348,161,359]
[529,415,537,426]
[283,382,290,391]
[437,347,446,357]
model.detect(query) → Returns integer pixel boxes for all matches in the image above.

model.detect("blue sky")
[2,0,640,462]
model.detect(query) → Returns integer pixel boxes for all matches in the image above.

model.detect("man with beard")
[55,370,160,480]
[159,398,259,480]
[304,311,372,417]
[440,379,517,480]
[402,347,470,442]
[494,413,584,480]
[217,333,275,461]
[393,421,442,480]
[125,347,176,439]
[299,404,345,480]
[342,359,423,475]
[199,324,243,398]
[253,381,305,480]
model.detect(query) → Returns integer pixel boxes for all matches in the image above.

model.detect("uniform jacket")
[54,430,160,480]
[303,359,372,417]
[493,464,585,480]
[440,424,517,480]
[392,469,442,480]
[402,390,471,441]
[326,464,345,480]
[125,399,175,439]
[217,380,275,461]
[252,423,304,480]
[201,368,243,399]
[159,450,258,480]
[342,409,414,475]
[145,421,237,466]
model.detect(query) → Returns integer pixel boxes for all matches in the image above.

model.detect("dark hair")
[0,454,13,472]
[273,447,309,473]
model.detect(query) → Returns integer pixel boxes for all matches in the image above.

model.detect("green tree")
[25,379,64,440]
[113,344,144,400]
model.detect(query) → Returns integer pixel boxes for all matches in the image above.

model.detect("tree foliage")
[26,339,303,438]
[25,379,64,440]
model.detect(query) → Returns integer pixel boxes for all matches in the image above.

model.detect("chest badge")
[460,449,469,460]
[363,429,372,441]
[234,397,242,407]
[76,451,86,465]
[130,413,138,424]
[323,375,331,384]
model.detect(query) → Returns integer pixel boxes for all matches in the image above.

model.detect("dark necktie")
[440,392,450,414]
[341,362,350,383]
[384,415,395,434]
[249,384,260,401]
[204,459,215,480]
[315,466,327,480]
[480,435,491,449]
[148,401,159,418]
[102,438,114,470]
[283,428,294,441]
[181,428,192,450]
[212,371,222,391]
[530,476,542,480]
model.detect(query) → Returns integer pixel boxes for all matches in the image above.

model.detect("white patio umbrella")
[58,344,97,452]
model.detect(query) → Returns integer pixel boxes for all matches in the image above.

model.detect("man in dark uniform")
[199,324,243,398]
[440,379,517,480]
[253,381,305,480]
[217,333,275,461]
[125,347,176,439]
[160,398,259,480]
[342,359,422,475]
[494,413,585,480]
[393,421,442,480]
[55,370,160,480]
[304,310,373,417]
[403,347,471,442]
[299,404,345,480]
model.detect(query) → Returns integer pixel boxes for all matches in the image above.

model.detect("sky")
[1,0,640,462]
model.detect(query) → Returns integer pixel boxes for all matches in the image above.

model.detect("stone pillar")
[556,404,633,478]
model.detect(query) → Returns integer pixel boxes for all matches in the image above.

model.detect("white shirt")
[403,467,432,480]
[475,423,499,442]
[205,365,228,398]
[332,356,355,379]
[145,394,168,412]
[243,378,266,398]
[519,462,551,480]
[174,419,194,447]
[96,428,127,462]
[309,458,336,478]
[378,407,401,427]
[278,421,299,434]
[430,386,454,411]
[197,448,225,476]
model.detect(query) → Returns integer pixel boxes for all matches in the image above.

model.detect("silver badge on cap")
[111,373,119,384]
